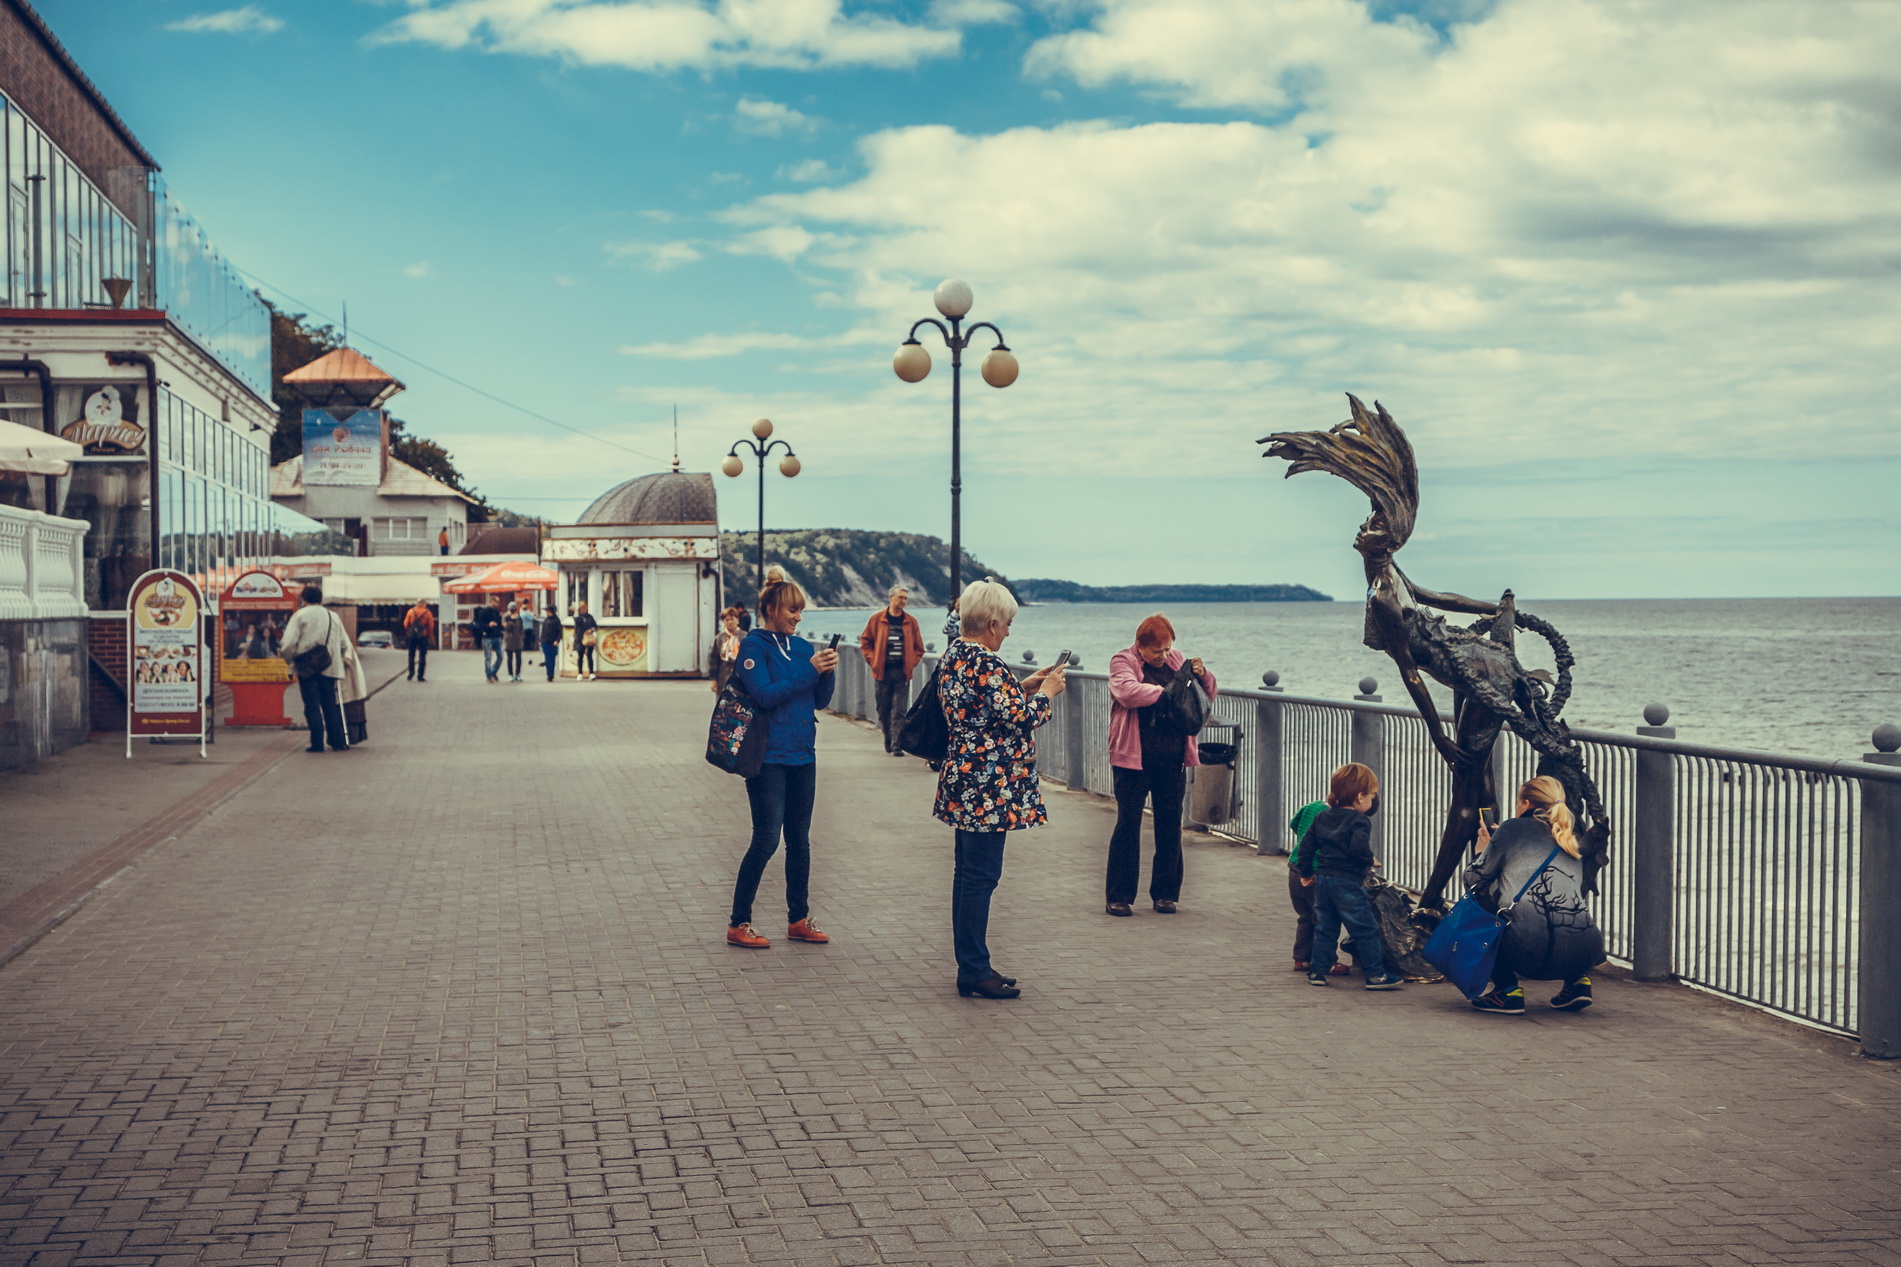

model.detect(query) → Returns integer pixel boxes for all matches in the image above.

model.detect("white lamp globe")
[779,454,801,478]
[933,278,973,319]
[980,348,1019,389]
[750,417,774,439]
[720,454,744,478]
[893,342,932,383]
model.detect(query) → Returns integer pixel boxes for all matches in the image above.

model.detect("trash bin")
[1189,721,1241,825]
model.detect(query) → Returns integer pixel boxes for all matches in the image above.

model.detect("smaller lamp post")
[721,417,799,603]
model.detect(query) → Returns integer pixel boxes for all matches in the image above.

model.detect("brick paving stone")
[1,668,1899,1266]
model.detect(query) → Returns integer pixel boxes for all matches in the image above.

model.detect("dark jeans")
[1491,946,1587,994]
[952,829,1008,985]
[1106,762,1185,904]
[875,672,910,751]
[541,641,559,681]
[730,762,816,927]
[576,644,595,675]
[405,634,429,680]
[297,674,347,751]
[481,635,503,680]
[1288,869,1362,964]
[1310,874,1387,979]
[505,648,522,677]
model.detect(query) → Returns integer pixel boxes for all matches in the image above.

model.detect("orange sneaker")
[787,918,830,943]
[726,923,770,948]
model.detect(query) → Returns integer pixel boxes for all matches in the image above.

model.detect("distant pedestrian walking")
[572,601,598,680]
[1103,614,1215,916]
[437,526,449,556]
[1464,775,1606,1015]
[470,596,504,683]
[539,604,563,682]
[503,601,525,681]
[709,607,743,693]
[402,599,434,682]
[859,586,924,754]
[279,585,350,753]
[935,579,1066,1000]
[725,575,838,950]
[1295,763,1405,991]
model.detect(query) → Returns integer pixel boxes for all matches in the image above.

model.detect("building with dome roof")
[541,468,720,678]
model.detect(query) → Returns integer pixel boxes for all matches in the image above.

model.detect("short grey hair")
[958,578,1017,637]
[887,584,909,600]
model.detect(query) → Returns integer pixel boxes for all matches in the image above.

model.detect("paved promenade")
[2,661,1898,1266]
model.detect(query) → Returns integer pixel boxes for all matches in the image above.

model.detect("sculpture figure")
[1262,394,1611,908]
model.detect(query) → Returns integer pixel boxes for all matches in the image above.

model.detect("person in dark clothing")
[1103,614,1215,916]
[857,586,924,754]
[402,599,434,682]
[725,575,838,949]
[572,601,598,680]
[502,601,526,681]
[1295,763,1405,990]
[470,598,504,682]
[1287,800,1360,974]
[538,605,562,681]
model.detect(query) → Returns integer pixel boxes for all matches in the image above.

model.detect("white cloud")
[734,97,818,136]
[165,6,283,34]
[699,0,1901,479]
[780,158,842,183]
[620,329,880,358]
[606,239,704,270]
[373,0,961,71]
[931,0,1016,25]
[404,261,432,278]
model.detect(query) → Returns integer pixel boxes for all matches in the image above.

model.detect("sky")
[33,0,1901,601]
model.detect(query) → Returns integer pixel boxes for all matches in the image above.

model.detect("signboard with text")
[126,568,207,756]
[220,571,295,725]
[303,407,384,486]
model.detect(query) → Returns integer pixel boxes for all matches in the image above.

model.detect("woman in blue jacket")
[726,573,838,949]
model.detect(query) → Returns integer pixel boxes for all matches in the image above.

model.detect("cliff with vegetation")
[1013,579,1331,604]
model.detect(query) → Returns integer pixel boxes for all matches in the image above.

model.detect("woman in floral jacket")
[934,579,1067,999]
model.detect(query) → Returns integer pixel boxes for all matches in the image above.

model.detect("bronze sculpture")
[1262,394,1611,908]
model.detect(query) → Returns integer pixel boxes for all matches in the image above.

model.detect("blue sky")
[35,0,1901,600]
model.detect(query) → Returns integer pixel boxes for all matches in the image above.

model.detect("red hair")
[1135,614,1175,648]
[1327,763,1379,808]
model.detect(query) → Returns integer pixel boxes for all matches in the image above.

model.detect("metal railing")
[830,646,1901,1054]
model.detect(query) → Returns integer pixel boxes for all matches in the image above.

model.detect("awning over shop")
[0,419,82,475]
[443,561,559,594]
[318,572,443,605]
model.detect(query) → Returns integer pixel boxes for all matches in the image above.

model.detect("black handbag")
[1149,664,1211,738]
[705,676,766,778]
[291,612,337,680]
[897,665,949,766]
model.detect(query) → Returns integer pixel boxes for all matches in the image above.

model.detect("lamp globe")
[893,342,932,383]
[779,454,801,478]
[720,454,744,478]
[750,417,774,439]
[933,278,973,318]
[980,348,1019,388]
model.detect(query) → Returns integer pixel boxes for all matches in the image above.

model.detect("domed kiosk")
[542,469,721,678]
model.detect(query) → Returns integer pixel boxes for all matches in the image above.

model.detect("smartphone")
[827,633,844,650]
[1054,649,1073,667]
[1478,807,1496,831]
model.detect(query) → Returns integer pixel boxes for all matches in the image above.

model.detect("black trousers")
[297,674,347,751]
[406,634,429,680]
[576,644,596,675]
[1106,761,1186,904]
[505,648,523,677]
[1287,869,1361,965]
[875,672,910,751]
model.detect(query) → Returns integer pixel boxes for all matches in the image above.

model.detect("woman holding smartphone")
[725,573,839,949]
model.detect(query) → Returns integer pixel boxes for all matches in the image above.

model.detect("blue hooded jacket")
[733,628,835,766]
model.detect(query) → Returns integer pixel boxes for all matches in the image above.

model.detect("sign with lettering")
[61,384,145,454]
[303,407,383,486]
[220,570,295,725]
[125,568,207,755]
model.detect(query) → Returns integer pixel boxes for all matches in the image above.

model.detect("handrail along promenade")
[829,644,1901,1057]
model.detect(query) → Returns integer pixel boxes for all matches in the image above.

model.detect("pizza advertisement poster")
[596,627,649,671]
[126,569,208,751]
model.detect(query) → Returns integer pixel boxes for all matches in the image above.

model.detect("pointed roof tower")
[283,347,405,409]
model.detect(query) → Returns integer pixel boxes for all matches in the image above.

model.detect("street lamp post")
[892,279,1018,602]
[720,417,800,602]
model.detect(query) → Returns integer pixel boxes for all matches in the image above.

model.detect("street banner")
[126,568,208,757]
[302,408,383,486]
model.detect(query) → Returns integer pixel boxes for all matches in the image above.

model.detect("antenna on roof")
[671,404,680,472]
[341,301,348,348]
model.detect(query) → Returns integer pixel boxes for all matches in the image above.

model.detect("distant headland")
[1014,579,1332,604]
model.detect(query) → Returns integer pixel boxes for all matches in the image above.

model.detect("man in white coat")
[279,584,351,752]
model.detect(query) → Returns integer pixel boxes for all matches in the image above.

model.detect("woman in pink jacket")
[1104,614,1216,916]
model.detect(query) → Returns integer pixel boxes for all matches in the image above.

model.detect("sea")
[795,597,1901,762]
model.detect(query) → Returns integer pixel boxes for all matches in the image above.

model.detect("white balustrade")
[0,503,88,622]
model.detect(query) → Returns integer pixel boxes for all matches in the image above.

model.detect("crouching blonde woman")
[934,579,1066,999]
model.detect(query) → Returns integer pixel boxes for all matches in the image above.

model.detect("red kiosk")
[220,570,297,727]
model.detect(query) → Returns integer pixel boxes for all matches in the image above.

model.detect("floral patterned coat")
[933,639,1053,832]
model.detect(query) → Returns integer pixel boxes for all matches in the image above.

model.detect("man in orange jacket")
[858,585,925,754]
[402,599,436,682]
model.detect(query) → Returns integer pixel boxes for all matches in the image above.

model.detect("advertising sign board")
[125,568,207,756]
[303,408,383,486]
[220,570,295,726]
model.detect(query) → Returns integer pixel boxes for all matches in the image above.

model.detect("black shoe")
[1306,973,1330,987]
[1152,899,1178,914]
[305,745,324,753]
[1363,973,1405,991]
[1550,978,1594,1010]
[958,974,1020,999]
[1104,902,1133,917]
[1471,990,1526,1014]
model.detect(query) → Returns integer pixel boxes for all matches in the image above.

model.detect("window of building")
[374,516,426,540]
[602,570,644,619]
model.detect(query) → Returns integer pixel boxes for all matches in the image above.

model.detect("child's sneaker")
[1363,973,1405,991]
[1306,972,1330,987]
[1470,989,1525,1014]
[1550,977,1593,1010]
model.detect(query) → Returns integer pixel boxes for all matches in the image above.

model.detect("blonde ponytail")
[1520,774,1581,858]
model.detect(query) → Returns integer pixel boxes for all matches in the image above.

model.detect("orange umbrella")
[443,561,559,594]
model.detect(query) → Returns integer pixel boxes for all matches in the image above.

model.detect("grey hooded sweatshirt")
[1462,816,1605,981]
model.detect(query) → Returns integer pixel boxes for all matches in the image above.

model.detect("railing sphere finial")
[1262,670,1280,688]
[1644,702,1671,727]
[1022,650,1036,664]
[1357,676,1378,696]
[1874,722,1901,754]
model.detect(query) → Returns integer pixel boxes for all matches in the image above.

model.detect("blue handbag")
[1422,846,1562,998]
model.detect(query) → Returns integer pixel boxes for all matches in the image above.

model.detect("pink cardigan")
[1107,646,1218,771]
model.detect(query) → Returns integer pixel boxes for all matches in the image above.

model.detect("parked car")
[357,629,393,649]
